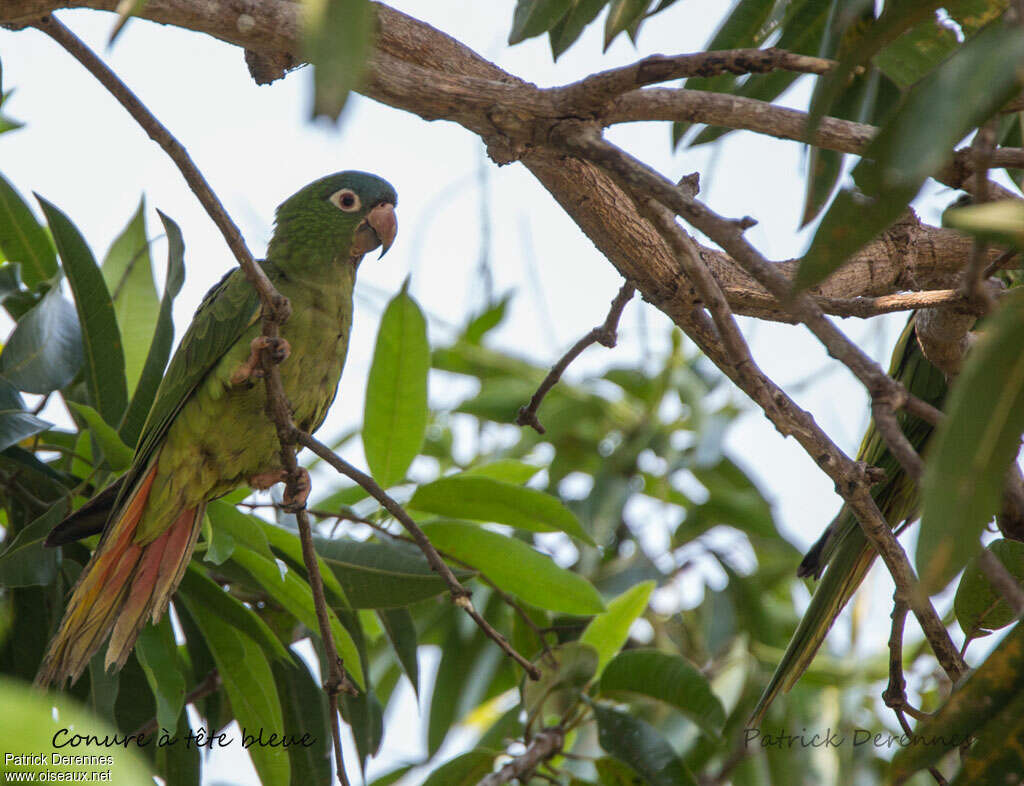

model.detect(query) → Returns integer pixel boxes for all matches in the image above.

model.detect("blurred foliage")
[3,0,1024,783]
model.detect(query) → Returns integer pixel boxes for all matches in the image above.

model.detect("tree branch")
[294,430,542,681]
[516,283,634,434]
[477,727,564,786]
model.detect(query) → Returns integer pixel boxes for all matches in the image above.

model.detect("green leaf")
[461,295,510,343]
[604,0,650,50]
[0,172,56,288]
[599,649,726,738]
[955,539,1024,636]
[209,501,275,562]
[178,566,291,662]
[255,517,350,606]
[509,0,572,45]
[580,580,654,675]
[875,0,1008,89]
[410,475,593,544]
[950,684,1024,786]
[0,377,51,452]
[460,459,543,485]
[523,641,598,721]
[180,588,290,786]
[0,677,153,785]
[363,286,429,488]
[102,198,159,394]
[860,24,1024,194]
[310,536,471,608]
[919,288,1024,592]
[420,521,605,614]
[271,654,331,786]
[421,750,499,786]
[0,286,83,394]
[0,501,66,587]
[230,545,364,689]
[37,195,128,425]
[135,616,185,734]
[549,0,610,59]
[67,401,133,471]
[944,199,1024,249]
[378,607,419,696]
[793,181,919,292]
[891,620,1024,781]
[201,509,236,565]
[594,704,697,786]
[302,0,374,121]
[119,210,185,448]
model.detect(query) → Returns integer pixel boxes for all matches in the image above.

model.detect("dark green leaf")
[230,544,364,688]
[119,210,185,448]
[891,620,1024,781]
[410,475,593,543]
[604,0,650,50]
[0,501,66,587]
[378,607,419,696]
[135,616,185,734]
[421,750,499,786]
[102,198,158,394]
[155,713,200,786]
[0,378,51,452]
[793,181,919,292]
[862,23,1024,195]
[420,521,606,614]
[272,654,331,786]
[0,286,83,394]
[599,649,726,738]
[595,704,697,786]
[303,0,374,121]
[955,539,1024,636]
[37,195,128,425]
[950,684,1024,786]
[509,0,572,45]
[0,172,56,288]
[363,286,429,488]
[312,536,471,608]
[919,288,1024,592]
[178,566,291,662]
[179,587,290,786]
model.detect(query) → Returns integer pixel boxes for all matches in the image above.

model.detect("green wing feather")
[750,316,947,724]
[117,266,264,504]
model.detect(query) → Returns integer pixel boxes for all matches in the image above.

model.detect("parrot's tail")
[35,465,203,688]
[749,527,875,726]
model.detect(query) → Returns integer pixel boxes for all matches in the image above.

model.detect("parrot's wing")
[119,267,263,500]
[750,316,947,725]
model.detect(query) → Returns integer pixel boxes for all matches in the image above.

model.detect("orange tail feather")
[35,465,202,688]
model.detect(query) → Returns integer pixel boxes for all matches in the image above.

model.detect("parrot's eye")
[330,189,361,212]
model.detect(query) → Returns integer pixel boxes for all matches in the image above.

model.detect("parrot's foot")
[249,468,310,512]
[230,336,292,386]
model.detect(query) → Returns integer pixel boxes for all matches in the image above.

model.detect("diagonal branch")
[516,282,634,434]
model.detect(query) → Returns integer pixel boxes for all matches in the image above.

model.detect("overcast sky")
[0,2,970,783]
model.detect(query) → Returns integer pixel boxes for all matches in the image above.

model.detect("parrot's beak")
[351,202,398,260]
[366,202,398,258]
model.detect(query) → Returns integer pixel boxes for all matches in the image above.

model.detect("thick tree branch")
[477,727,565,786]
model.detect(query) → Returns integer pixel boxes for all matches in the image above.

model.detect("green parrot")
[750,315,947,724]
[35,171,398,688]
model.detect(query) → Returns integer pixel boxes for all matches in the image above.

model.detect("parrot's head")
[269,171,398,267]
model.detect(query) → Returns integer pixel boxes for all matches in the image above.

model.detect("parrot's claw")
[248,467,310,512]
[230,336,292,387]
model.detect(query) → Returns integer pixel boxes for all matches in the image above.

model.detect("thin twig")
[36,16,350,783]
[516,283,634,434]
[477,727,565,786]
[295,430,542,680]
[961,121,998,313]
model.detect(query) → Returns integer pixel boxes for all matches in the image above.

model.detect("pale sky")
[0,1,969,783]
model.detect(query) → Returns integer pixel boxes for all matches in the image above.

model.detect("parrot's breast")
[138,263,356,541]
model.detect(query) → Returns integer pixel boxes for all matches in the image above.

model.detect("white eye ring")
[329,188,361,212]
